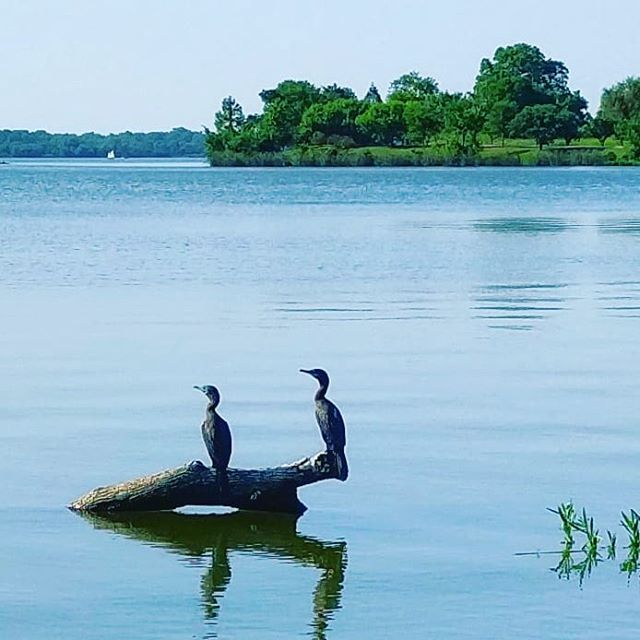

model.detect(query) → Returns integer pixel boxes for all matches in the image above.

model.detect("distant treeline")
[0,127,204,158]
[205,43,640,166]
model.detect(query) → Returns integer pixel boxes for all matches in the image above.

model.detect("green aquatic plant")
[620,548,639,577]
[552,544,576,581]
[547,502,577,547]
[620,509,640,546]
[570,550,601,586]
[573,508,601,557]
[547,503,602,585]
[606,530,617,560]
[521,503,640,585]
[620,510,640,577]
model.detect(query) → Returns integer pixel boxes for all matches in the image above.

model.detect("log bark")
[68,450,344,516]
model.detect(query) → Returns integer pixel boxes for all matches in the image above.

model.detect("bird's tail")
[216,467,229,496]
[335,449,349,481]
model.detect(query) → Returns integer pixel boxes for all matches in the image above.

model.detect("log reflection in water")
[78,510,347,638]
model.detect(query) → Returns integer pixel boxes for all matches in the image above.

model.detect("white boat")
[106,150,116,159]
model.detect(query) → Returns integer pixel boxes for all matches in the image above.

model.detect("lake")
[2,159,640,639]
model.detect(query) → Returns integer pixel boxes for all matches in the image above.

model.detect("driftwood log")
[69,450,345,515]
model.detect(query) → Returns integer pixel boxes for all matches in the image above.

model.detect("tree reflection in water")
[79,510,347,638]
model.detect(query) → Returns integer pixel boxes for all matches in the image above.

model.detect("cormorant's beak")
[299,369,312,376]
[193,385,204,393]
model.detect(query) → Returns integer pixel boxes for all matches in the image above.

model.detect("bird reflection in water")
[79,510,347,639]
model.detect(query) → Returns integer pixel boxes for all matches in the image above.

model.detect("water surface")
[2,160,640,638]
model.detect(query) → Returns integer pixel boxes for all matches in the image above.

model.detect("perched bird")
[194,385,232,492]
[300,368,348,481]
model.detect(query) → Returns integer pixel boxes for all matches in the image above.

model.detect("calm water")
[2,159,640,638]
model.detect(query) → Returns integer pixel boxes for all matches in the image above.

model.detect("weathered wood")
[68,450,345,515]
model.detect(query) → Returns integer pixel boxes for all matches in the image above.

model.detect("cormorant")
[300,368,348,481]
[194,385,232,492]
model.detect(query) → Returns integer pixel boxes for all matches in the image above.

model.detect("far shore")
[203,138,636,167]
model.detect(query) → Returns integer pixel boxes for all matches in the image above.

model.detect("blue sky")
[1,0,638,133]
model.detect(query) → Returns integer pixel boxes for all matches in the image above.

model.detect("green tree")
[320,84,357,101]
[253,104,290,151]
[484,99,518,143]
[214,96,245,134]
[509,104,563,149]
[0,128,204,158]
[402,95,444,146]
[589,115,615,146]
[599,77,640,143]
[355,102,405,145]
[559,91,589,127]
[258,80,321,149]
[388,71,439,102]
[626,118,640,158]
[205,96,246,156]
[474,43,587,139]
[555,108,581,145]
[475,43,569,106]
[298,99,362,144]
[600,77,640,121]
[259,79,320,107]
[444,94,486,152]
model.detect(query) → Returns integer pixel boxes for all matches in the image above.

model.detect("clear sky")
[1,0,638,133]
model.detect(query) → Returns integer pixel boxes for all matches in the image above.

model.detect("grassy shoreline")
[207,138,637,167]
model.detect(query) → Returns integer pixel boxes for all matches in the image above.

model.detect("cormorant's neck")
[314,382,328,401]
[207,400,219,412]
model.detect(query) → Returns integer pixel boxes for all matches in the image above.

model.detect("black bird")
[194,385,232,492]
[300,368,348,481]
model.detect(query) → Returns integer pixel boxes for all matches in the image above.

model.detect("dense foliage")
[205,43,640,164]
[0,128,203,158]
[597,77,640,155]
[475,43,588,145]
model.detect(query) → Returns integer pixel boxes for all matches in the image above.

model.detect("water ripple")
[474,283,569,330]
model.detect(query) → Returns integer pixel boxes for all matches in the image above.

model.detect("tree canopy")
[473,43,587,143]
[214,96,244,135]
[0,128,203,158]
[598,77,640,156]
[204,41,605,163]
[388,72,439,102]
[509,104,565,149]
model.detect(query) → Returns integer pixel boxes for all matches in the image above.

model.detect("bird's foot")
[314,452,333,474]
[286,456,311,469]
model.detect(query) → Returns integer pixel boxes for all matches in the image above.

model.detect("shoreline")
[206,143,636,168]
[0,156,640,169]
